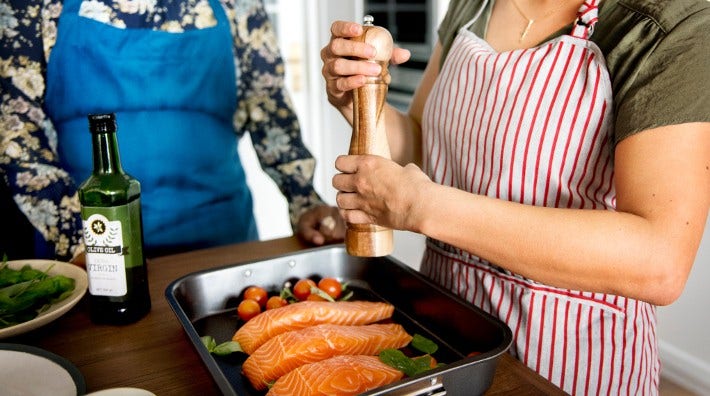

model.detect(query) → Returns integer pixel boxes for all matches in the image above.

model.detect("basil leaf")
[309,286,336,302]
[339,290,354,301]
[411,333,438,355]
[379,349,419,377]
[412,355,435,374]
[201,336,217,351]
[201,336,243,356]
[213,341,243,356]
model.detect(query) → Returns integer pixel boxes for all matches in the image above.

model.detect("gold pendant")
[520,19,534,42]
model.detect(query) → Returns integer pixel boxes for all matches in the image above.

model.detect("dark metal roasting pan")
[165,244,513,396]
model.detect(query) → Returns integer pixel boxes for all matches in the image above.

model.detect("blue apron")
[45,0,257,256]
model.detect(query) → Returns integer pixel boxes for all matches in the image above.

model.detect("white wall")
[657,218,710,395]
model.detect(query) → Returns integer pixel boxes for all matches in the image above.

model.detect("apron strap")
[571,1,600,39]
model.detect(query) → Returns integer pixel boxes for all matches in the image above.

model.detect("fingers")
[321,21,384,109]
[329,20,363,39]
[338,207,373,225]
[323,58,381,81]
[322,21,377,66]
[334,154,358,173]
[391,47,411,65]
[335,190,360,210]
[296,205,346,246]
[333,155,359,194]
[332,155,378,196]
[300,226,326,245]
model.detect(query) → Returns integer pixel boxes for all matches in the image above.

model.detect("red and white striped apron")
[420,1,659,394]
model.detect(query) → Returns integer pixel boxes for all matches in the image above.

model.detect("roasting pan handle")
[397,377,446,396]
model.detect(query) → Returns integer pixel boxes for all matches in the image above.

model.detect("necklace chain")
[510,0,569,42]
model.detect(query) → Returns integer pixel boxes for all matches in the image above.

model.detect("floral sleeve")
[228,0,326,228]
[0,0,83,261]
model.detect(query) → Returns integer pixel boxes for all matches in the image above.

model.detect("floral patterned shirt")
[0,0,325,261]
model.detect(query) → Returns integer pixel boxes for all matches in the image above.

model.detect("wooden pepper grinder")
[346,15,394,257]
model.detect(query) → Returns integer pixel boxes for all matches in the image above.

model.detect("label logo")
[83,214,123,254]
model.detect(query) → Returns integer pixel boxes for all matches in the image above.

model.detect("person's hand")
[296,205,346,245]
[332,155,432,232]
[320,20,411,113]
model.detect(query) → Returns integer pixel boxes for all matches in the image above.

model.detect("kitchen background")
[240,1,709,394]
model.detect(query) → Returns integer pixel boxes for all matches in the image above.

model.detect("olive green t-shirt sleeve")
[435,0,710,146]
[601,4,710,144]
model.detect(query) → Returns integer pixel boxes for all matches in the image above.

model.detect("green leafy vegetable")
[279,285,297,303]
[411,333,439,355]
[279,279,353,303]
[0,262,76,328]
[338,281,354,301]
[379,349,436,377]
[379,334,442,377]
[201,336,243,356]
[309,286,336,302]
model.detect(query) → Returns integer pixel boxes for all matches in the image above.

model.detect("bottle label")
[82,200,144,297]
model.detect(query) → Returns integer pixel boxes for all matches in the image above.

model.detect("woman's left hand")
[332,154,433,232]
[296,205,346,245]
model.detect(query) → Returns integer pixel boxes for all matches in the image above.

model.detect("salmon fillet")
[242,323,411,390]
[232,301,395,355]
[266,355,404,396]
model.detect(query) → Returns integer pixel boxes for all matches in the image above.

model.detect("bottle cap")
[88,113,117,134]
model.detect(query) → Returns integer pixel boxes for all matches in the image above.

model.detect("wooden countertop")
[6,237,566,395]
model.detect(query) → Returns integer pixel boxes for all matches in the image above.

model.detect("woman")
[321,0,709,393]
[0,0,344,261]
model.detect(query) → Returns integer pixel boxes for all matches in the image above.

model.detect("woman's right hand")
[320,20,411,115]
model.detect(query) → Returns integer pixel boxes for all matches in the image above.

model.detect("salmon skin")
[242,323,411,390]
[233,301,395,355]
[266,355,404,396]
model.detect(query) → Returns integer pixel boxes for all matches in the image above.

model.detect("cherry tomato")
[317,277,342,299]
[293,278,316,301]
[243,286,268,307]
[266,295,288,310]
[237,299,261,322]
[306,293,327,301]
[428,356,438,368]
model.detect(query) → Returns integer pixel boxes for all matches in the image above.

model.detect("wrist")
[338,103,355,125]
[409,178,435,234]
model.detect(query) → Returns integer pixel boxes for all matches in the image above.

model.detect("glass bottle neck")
[92,131,124,174]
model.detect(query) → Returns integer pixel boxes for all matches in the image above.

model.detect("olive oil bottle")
[79,113,151,325]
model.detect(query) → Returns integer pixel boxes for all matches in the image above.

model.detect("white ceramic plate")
[0,343,86,395]
[0,260,88,339]
[85,388,156,396]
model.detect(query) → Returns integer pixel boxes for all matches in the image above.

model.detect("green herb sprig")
[379,333,443,377]
[201,336,243,356]
[0,258,76,328]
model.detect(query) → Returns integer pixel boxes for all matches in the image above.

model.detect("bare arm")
[334,122,710,306]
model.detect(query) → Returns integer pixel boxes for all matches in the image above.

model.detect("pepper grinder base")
[346,225,394,257]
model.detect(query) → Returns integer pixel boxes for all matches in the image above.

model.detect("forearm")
[417,184,703,306]
[334,122,707,306]
[385,104,422,166]
[416,124,710,305]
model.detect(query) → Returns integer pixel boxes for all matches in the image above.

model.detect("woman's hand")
[320,20,411,115]
[296,205,346,245]
[332,154,432,232]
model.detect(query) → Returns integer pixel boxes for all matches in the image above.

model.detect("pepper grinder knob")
[359,15,393,65]
[346,15,394,257]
